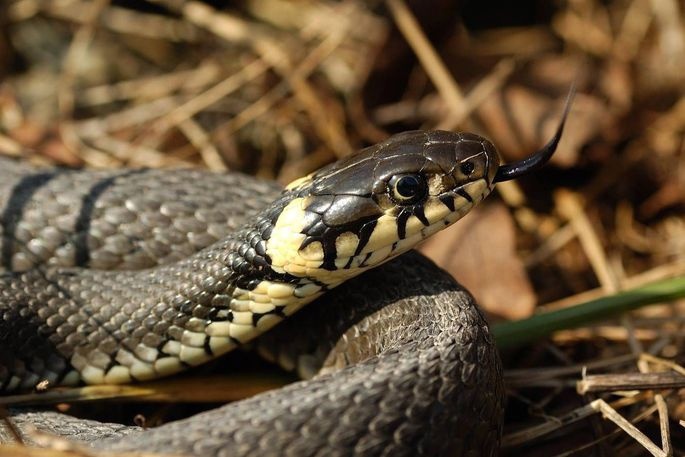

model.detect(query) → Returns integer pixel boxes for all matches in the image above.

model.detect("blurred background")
[1,0,684,455]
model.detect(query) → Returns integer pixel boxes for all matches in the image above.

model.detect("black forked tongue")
[493,86,575,183]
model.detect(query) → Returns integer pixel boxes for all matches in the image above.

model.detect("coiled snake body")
[0,115,568,455]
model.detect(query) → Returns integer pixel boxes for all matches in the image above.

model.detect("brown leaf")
[419,203,535,320]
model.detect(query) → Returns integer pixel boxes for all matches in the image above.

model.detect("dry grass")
[1,0,685,455]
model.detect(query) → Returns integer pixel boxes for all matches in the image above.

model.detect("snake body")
[0,116,569,455]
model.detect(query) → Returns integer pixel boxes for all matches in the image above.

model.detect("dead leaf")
[420,203,536,320]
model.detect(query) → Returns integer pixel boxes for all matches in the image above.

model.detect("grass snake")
[0,104,569,456]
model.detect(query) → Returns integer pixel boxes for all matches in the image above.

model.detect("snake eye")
[460,161,475,176]
[388,174,428,205]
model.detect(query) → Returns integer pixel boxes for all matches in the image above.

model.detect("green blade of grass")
[492,276,685,349]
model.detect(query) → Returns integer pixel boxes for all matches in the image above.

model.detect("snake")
[0,102,569,456]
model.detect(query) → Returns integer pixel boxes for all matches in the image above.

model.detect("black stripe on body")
[1,172,57,269]
[103,359,118,376]
[203,336,213,356]
[251,306,286,326]
[73,175,118,266]
[54,365,75,387]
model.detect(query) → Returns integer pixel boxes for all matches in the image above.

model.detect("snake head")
[265,131,500,282]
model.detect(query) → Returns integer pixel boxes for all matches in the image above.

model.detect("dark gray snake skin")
[0,160,280,272]
[0,157,504,456]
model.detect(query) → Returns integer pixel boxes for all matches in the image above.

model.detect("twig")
[78,62,222,106]
[76,96,190,139]
[552,326,659,343]
[211,28,351,140]
[55,0,114,168]
[577,371,685,394]
[505,353,636,386]
[502,393,647,448]
[57,0,109,118]
[88,135,191,168]
[436,58,516,130]
[524,223,575,267]
[385,0,467,123]
[10,0,201,43]
[640,353,685,376]
[177,119,227,171]
[555,189,619,293]
[173,0,353,156]
[548,401,659,457]
[655,394,673,456]
[636,352,673,456]
[591,399,666,457]
[151,59,269,134]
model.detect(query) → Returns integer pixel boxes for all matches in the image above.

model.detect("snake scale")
[0,101,569,456]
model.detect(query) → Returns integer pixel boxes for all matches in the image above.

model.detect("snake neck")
[0,189,342,390]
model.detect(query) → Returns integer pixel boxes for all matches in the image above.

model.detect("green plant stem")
[493,277,685,349]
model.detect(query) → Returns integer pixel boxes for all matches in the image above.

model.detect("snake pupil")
[389,174,427,205]
[460,161,475,176]
[397,176,420,197]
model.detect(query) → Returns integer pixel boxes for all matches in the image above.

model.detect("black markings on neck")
[456,188,473,203]
[396,210,411,239]
[413,206,430,226]
[359,251,373,267]
[354,220,377,256]
[302,214,379,272]
[229,336,242,347]
[203,336,213,356]
[312,278,329,289]
[251,306,286,326]
[321,239,339,271]
[439,194,456,211]
[208,308,234,322]
[103,359,118,378]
